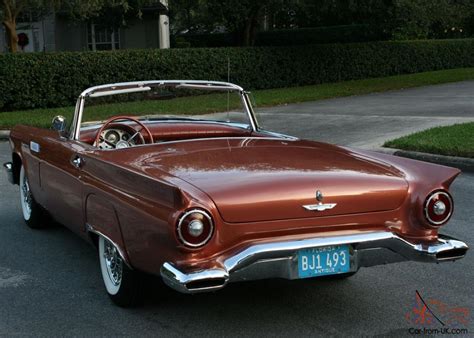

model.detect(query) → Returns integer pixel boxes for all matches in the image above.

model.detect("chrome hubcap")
[22,175,32,214]
[103,240,123,286]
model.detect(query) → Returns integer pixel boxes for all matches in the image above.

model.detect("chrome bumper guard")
[3,162,14,184]
[160,232,468,294]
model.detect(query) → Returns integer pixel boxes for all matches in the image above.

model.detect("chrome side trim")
[160,232,468,294]
[257,129,299,140]
[3,162,14,184]
[85,224,132,269]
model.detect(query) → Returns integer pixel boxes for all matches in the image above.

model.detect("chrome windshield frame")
[69,80,258,141]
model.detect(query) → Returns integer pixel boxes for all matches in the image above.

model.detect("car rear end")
[156,145,468,294]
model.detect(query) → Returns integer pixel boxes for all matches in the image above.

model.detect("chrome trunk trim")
[160,232,468,294]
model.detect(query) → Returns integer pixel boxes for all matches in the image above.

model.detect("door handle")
[71,155,84,168]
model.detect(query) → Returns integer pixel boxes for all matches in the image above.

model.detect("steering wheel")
[94,116,154,149]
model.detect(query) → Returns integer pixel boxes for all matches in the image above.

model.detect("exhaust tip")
[436,248,468,261]
[186,278,227,291]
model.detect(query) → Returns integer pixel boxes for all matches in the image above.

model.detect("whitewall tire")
[19,165,46,229]
[98,236,142,307]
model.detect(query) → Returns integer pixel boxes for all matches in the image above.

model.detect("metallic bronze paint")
[8,120,461,277]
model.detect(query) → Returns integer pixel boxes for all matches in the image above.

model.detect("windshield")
[79,84,252,131]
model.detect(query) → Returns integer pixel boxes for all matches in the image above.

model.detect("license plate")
[298,245,350,278]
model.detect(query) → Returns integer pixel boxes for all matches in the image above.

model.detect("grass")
[384,123,474,158]
[1,67,474,129]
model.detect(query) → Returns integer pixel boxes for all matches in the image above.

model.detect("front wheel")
[19,165,46,229]
[98,236,142,307]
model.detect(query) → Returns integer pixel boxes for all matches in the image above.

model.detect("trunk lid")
[133,138,409,223]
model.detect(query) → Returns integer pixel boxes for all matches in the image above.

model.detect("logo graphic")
[405,290,469,335]
[303,190,337,211]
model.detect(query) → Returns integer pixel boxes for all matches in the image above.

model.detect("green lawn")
[384,123,474,158]
[1,68,474,129]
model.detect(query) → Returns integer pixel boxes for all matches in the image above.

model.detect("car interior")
[78,117,254,149]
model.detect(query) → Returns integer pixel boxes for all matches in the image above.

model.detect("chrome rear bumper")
[160,232,468,294]
[3,162,14,184]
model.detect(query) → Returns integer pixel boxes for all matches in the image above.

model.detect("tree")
[1,1,48,52]
[169,0,387,45]
[1,0,162,53]
[381,0,474,40]
[168,0,206,34]
[292,0,474,40]
[205,0,282,46]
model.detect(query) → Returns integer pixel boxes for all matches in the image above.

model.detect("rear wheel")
[98,236,143,307]
[19,165,46,229]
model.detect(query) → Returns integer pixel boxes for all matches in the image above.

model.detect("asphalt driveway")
[259,80,474,148]
[0,81,473,336]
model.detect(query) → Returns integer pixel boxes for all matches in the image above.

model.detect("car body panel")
[4,80,467,295]
[120,138,410,223]
[9,118,462,266]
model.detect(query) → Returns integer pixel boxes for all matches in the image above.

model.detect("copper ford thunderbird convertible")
[3,81,468,307]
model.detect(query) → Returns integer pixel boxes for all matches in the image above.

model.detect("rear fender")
[85,193,132,268]
[347,148,461,237]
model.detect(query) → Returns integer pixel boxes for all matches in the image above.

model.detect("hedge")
[175,25,387,48]
[0,39,474,111]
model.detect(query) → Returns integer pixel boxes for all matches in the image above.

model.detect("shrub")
[0,39,473,111]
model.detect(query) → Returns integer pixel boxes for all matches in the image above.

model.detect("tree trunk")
[249,17,259,46]
[242,19,252,46]
[241,5,264,47]
[3,19,18,53]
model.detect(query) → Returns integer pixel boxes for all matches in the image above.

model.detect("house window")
[87,24,120,51]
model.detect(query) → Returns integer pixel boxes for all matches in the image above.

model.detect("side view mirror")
[51,116,67,134]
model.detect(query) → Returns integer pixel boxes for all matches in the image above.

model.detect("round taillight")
[424,191,453,226]
[177,210,214,248]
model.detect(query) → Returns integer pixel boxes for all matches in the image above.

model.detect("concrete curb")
[0,130,10,140]
[375,147,474,173]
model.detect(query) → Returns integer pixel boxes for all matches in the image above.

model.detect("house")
[0,2,170,53]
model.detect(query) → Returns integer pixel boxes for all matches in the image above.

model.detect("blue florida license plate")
[298,245,350,278]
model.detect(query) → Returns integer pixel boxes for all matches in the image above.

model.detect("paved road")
[259,80,474,148]
[0,82,473,336]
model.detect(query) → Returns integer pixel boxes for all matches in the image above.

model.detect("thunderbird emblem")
[303,190,337,211]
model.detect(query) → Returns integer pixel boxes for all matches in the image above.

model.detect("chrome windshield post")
[70,95,85,141]
[241,91,259,132]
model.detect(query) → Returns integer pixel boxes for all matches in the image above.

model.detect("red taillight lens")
[177,210,214,248]
[424,191,453,226]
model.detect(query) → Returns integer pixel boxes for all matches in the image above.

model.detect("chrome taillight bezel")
[424,191,453,226]
[177,209,214,248]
